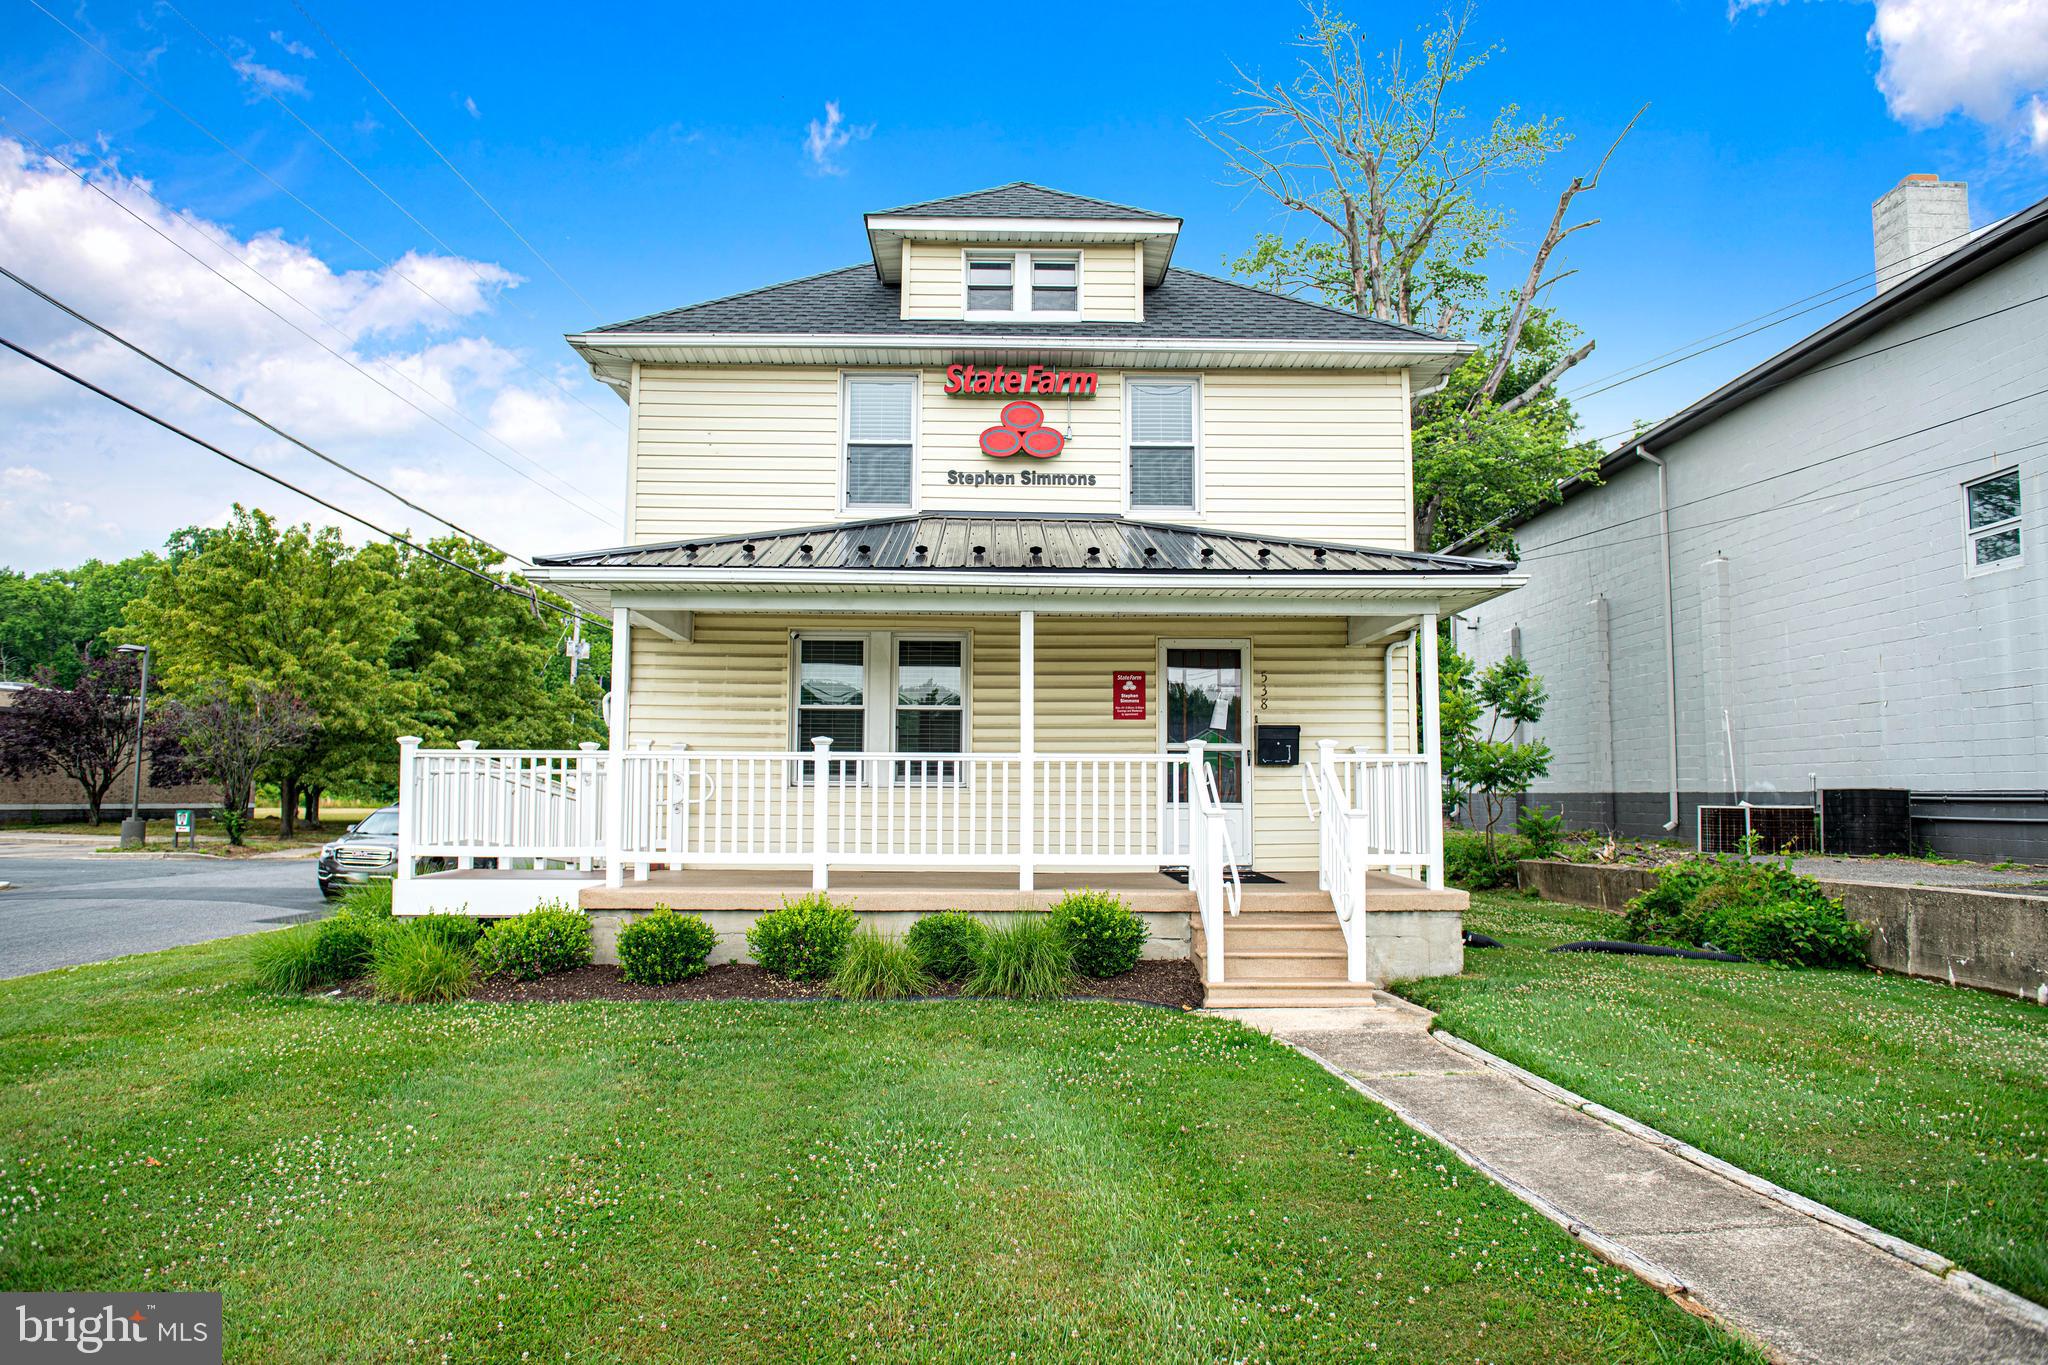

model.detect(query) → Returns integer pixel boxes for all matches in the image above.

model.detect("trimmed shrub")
[335,879,394,920]
[1048,890,1147,978]
[477,902,592,980]
[308,915,377,982]
[832,928,933,1001]
[747,892,858,980]
[905,911,987,981]
[964,916,1072,1001]
[410,913,484,954]
[616,907,717,986]
[249,923,324,994]
[1444,831,1530,890]
[371,924,474,1003]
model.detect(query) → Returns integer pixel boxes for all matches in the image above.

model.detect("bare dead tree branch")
[1497,339,1595,414]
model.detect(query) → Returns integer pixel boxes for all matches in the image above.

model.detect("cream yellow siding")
[897,244,1141,322]
[631,364,1417,549]
[628,612,1394,871]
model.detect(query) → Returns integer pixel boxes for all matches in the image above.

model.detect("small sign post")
[1112,671,1146,721]
[173,808,194,850]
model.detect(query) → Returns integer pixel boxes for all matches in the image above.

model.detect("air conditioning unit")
[1697,804,1818,855]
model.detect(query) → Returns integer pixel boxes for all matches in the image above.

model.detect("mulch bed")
[333,957,1206,1010]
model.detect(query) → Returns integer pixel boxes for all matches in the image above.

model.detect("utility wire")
[1507,383,2048,563]
[0,262,524,564]
[0,99,617,528]
[290,0,603,320]
[0,332,606,628]
[24,0,623,437]
[157,1,623,433]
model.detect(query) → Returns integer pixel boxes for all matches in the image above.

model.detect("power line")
[0,262,523,563]
[0,332,606,628]
[156,1,624,435]
[1509,383,2048,563]
[290,0,603,320]
[1559,218,1994,403]
[24,0,623,438]
[0,99,618,528]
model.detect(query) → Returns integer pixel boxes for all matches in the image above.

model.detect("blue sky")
[3,0,2046,569]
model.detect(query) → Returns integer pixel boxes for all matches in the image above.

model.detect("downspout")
[1637,448,1682,832]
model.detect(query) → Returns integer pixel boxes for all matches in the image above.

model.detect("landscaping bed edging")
[587,907,1193,969]
[1518,859,2048,1002]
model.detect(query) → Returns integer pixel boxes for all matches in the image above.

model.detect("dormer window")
[963,250,1080,319]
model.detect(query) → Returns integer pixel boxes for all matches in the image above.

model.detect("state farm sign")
[943,364,1098,397]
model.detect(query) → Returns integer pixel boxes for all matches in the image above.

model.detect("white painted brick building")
[1466,177,2047,858]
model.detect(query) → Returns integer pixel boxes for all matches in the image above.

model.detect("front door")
[1162,643,1252,866]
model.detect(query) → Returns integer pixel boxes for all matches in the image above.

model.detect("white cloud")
[1741,1,2048,151]
[0,138,622,569]
[269,31,317,60]
[230,47,306,99]
[463,96,481,120]
[803,100,871,176]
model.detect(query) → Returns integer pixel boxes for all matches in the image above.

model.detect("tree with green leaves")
[0,652,144,825]
[148,684,316,844]
[1200,2,1636,551]
[0,554,164,685]
[1439,638,1552,856]
[122,507,409,836]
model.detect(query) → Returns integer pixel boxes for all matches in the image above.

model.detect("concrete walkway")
[1216,1001,2048,1365]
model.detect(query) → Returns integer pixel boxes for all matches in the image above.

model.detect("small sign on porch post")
[1112,671,1146,720]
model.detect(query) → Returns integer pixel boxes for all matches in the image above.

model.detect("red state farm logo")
[978,400,1065,459]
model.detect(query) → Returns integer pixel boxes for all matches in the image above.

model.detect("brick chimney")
[1872,174,1970,294]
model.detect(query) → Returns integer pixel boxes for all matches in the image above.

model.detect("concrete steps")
[1193,891,1376,1007]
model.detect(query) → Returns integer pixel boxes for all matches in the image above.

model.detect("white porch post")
[1017,609,1035,892]
[1420,609,1445,891]
[395,735,420,906]
[454,739,478,870]
[810,736,832,891]
[603,605,631,889]
[576,742,600,872]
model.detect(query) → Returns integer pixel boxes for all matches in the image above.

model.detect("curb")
[1431,1030,2048,1336]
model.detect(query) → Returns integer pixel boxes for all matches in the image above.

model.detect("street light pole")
[116,644,150,848]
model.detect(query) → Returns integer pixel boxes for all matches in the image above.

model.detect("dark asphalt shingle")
[535,513,1509,575]
[870,182,1175,221]
[584,265,1454,345]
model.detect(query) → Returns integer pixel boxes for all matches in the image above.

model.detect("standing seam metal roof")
[534,514,1511,575]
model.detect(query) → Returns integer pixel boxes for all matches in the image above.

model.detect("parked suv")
[317,806,400,898]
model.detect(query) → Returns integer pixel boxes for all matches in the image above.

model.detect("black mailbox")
[1254,724,1300,767]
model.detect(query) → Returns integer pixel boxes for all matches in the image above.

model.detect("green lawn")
[0,937,1754,1363]
[1398,892,2048,1307]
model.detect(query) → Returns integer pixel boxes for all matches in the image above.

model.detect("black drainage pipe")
[1548,940,1746,963]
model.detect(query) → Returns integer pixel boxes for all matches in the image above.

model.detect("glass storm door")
[1163,646,1251,865]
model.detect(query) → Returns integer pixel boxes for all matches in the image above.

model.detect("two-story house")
[391,184,1522,1004]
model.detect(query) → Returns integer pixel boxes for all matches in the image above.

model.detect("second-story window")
[963,251,1080,318]
[1965,468,2021,573]
[845,375,916,509]
[1128,378,1198,511]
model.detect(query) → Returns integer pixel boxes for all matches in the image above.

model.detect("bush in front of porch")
[477,902,593,980]
[1047,890,1148,978]
[616,906,717,986]
[904,910,986,980]
[746,892,858,980]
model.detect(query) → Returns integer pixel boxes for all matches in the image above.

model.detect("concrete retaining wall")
[1517,859,2048,1002]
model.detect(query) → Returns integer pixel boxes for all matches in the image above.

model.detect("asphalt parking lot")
[0,848,330,979]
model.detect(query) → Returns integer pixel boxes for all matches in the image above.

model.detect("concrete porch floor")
[568,867,1465,915]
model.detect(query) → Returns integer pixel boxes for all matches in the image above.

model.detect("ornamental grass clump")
[477,902,592,980]
[832,928,934,1001]
[747,892,858,980]
[964,915,1072,1001]
[335,879,394,920]
[249,922,326,995]
[410,913,483,954]
[904,910,987,981]
[369,922,474,1003]
[307,914,378,982]
[616,906,717,986]
[1048,889,1147,978]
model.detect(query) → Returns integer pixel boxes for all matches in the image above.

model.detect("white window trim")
[959,248,1083,321]
[1963,467,2022,577]
[1123,373,1202,516]
[789,629,972,783]
[839,372,921,514]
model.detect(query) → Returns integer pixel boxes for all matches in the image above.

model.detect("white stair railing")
[1186,739,1242,985]
[1306,740,1372,983]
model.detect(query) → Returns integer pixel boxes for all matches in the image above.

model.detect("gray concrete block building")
[1462,176,2046,859]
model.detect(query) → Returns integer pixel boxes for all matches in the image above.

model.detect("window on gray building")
[1964,469,2021,573]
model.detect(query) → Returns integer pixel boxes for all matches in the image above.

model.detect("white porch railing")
[1186,739,1242,984]
[1300,741,1443,983]
[403,741,608,865]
